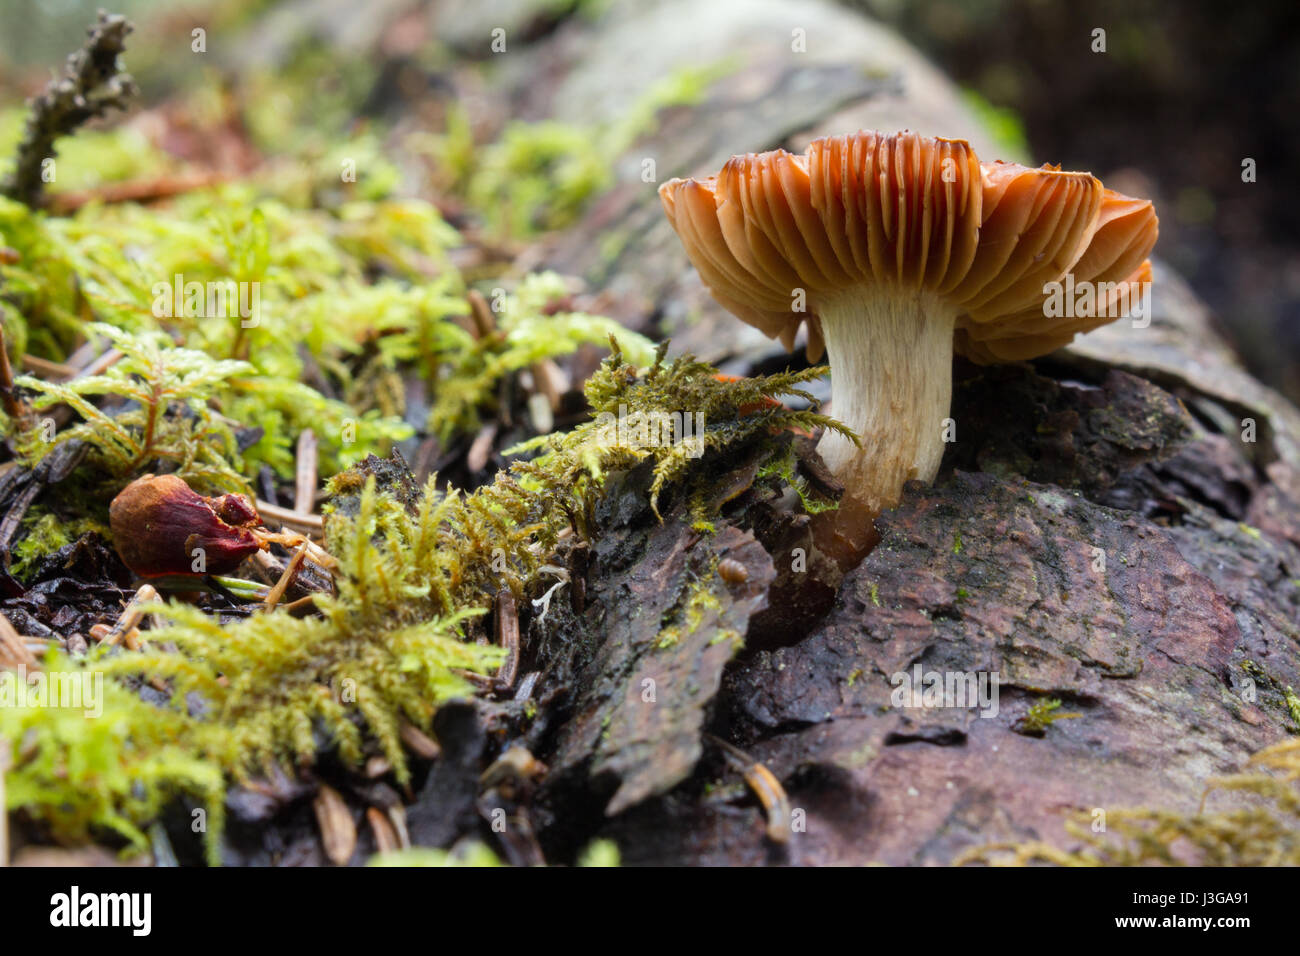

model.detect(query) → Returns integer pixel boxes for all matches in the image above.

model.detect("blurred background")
[1,0,1296,402]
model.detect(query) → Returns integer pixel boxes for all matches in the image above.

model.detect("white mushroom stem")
[814,289,959,520]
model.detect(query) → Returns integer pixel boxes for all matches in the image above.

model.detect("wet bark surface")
[221,0,1300,865]
[541,360,1300,864]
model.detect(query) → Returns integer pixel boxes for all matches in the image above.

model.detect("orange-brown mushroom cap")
[659,130,1157,565]
[658,131,1157,363]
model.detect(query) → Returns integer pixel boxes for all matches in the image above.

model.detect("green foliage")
[577,838,621,867]
[8,510,106,578]
[756,441,838,515]
[450,63,732,238]
[100,476,510,782]
[0,651,224,863]
[0,189,432,477]
[0,47,833,865]
[428,272,655,440]
[2,182,664,482]
[0,196,84,357]
[7,471,537,862]
[518,340,851,518]
[468,120,612,237]
[16,322,252,489]
[2,341,836,862]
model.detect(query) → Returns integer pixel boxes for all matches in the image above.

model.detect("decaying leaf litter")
[0,5,1298,867]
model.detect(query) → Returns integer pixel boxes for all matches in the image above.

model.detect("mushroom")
[659,130,1157,559]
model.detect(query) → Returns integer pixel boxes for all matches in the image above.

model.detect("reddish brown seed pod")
[109,474,263,577]
[717,558,749,584]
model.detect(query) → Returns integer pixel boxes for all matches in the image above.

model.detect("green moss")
[1,650,224,864]
[516,340,852,522]
[0,49,850,864]
[16,323,256,491]
[427,271,655,441]
[446,62,734,239]
[2,335,833,862]
[1015,697,1081,737]
[8,510,106,578]
[960,738,1300,866]
[576,838,620,867]
[656,570,727,649]
[7,471,544,862]
[756,441,838,515]
[1285,686,1300,728]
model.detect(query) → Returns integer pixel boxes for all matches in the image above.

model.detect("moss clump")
[756,441,838,515]
[426,271,655,441]
[0,650,224,862]
[7,510,106,578]
[1013,697,1082,737]
[959,738,1300,866]
[517,340,851,522]
[16,323,255,491]
[5,473,525,863]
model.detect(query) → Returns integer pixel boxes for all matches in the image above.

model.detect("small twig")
[99,584,159,647]
[282,594,319,617]
[0,482,44,553]
[294,429,318,515]
[74,347,125,380]
[704,734,792,845]
[386,805,411,850]
[0,327,32,429]
[399,722,440,760]
[263,540,308,610]
[0,611,37,670]
[494,589,520,691]
[466,289,497,339]
[255,499,324,533]
[1,11,138,207]
[18,355,74,380]
[254,527,336,572]
[467,422,497,473]
[367,807,400,856]
[46,169,226,214]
